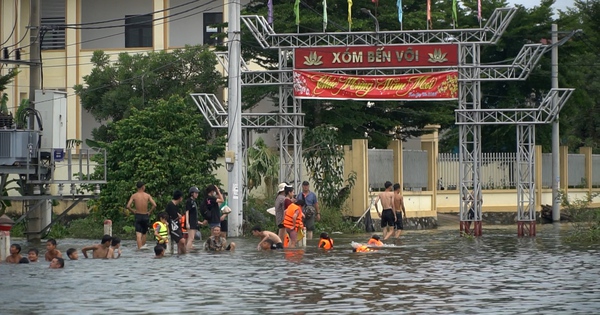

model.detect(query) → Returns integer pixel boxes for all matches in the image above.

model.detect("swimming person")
[27,249,39,263]
[108,237,122,259]
[5,244,22,264]
[251,226,284,250]
[318,232,334,250]
[154,245,165,259]
[81,235,112,259]
[44,239,62,261]
[66,248,79,260]
[49,257,64,269]
[367,235,384,247]
[204,226,235,251]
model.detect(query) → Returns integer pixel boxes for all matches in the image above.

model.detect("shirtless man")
[393,183,407,238]
[81,235,112,259]
[127,181,157,250]
[44,239,62,261]
[251,226,284,250]
[5,244,22,264]
[375,181,396,240]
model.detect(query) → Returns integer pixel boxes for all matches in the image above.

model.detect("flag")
[268,0,273,24]
[427,0,431,28]
[323,0,328,31]
[452,0,458,27]
[397,0,402,24]
[477,0,481,21]
[347,0,353,27]
[294,0,300,25]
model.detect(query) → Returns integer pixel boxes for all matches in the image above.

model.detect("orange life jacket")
[283,204,303,229]
[283,235,290,248]
[367,238,383,246]
[180,216,187,234]
[319,238,334,250]
[355,245,372,252]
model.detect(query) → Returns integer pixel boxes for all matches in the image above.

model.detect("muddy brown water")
[0,224,598,314]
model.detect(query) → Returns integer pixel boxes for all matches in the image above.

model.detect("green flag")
[323,0,328,32]
[295,0,300,26]
[452,0,458,27]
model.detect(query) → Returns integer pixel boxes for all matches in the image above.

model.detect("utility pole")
[27,0,43,240]
[227,0,243,237]
[551,23,560,222]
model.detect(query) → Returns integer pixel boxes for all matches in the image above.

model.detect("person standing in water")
[126,181,157,250]
[374,181,396,240]
[393,183,407,239]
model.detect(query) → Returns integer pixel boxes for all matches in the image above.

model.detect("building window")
[41,0,66,50]
[203,13,223,46]
[125,14,153,48]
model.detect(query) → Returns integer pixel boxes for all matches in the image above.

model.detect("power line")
[0,0,19,46]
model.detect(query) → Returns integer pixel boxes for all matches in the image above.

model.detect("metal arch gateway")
[191,7,576,236]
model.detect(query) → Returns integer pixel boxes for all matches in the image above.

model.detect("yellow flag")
[347,0,353,26]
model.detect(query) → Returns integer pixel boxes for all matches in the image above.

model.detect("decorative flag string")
[452,0,458,28]
[347,0,353,31]
[294,0,300,27]
[397,0,403,28]
[427,0,432,29]
[323,0,328,32]
[478,0,482,25]
[268,0,273,25]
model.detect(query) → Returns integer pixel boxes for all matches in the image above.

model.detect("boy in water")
[81,235,112,259]
[108,237,122,259]
[251,226,284,250]
[44,239,62,261]
[127,181,157,250]
[260,239,275,251]
[5,244,22,264]
[204,226,235,251]
[27,249,39,263]
[154,245,165,259]
[318,232,334,250]
[367,235,384,247]
[153,212,169,250]
[66,248,79,260]
[49,257,64,269]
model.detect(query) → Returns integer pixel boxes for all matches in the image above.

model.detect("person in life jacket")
[153,212,169,250]
[367,234,384,247]
[318,232,334,250]
[283,199,305,248]
[353,245,373,253]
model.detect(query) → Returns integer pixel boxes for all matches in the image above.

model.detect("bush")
[564,193,600,244]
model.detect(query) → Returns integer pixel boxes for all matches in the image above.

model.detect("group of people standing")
[274,181,320,248]
[127,181,233,256]
[375,181,407,240]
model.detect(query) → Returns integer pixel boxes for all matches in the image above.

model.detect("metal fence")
[437,153,517,190]
[369,149,599,191]
[368,149,428,190]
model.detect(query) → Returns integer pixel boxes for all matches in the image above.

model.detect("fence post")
[560,146,569,195]
[579,147,592,195]
[345,139,369,217]
[421,125,440,213]
[103,219,112,236]
[535,146,543,211]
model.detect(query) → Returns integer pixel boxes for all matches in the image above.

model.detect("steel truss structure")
[193,7,575,236]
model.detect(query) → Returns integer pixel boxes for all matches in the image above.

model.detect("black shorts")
[134,214,150,234]
[170,229,183,243]
[277,223,284,229]
[220,220,228,233]
[271,242,284,250]
[395,211,404,230]
[381,209,395,228]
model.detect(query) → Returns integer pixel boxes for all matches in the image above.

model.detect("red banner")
[294,44,458,69]
[293,70,459,101]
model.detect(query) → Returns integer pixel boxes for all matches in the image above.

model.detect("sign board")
[294,44,459,69]
[53,148,65,162]
[293,70,458,101]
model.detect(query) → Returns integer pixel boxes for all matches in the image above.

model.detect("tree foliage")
[74,45,223,142]
[91,96,224,221]
[303,126,356,209]
[247,137,280,197]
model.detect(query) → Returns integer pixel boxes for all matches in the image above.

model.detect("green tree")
[247,137,279,197]
[92,96,224,221]
[303,125,356,208]
[74,45,223,142]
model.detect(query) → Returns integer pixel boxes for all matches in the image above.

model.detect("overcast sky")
[508,0,576,12]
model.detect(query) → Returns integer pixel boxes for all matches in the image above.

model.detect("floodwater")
[1,224,599,315]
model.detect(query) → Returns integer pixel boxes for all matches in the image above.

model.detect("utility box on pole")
[35,90,67,160]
